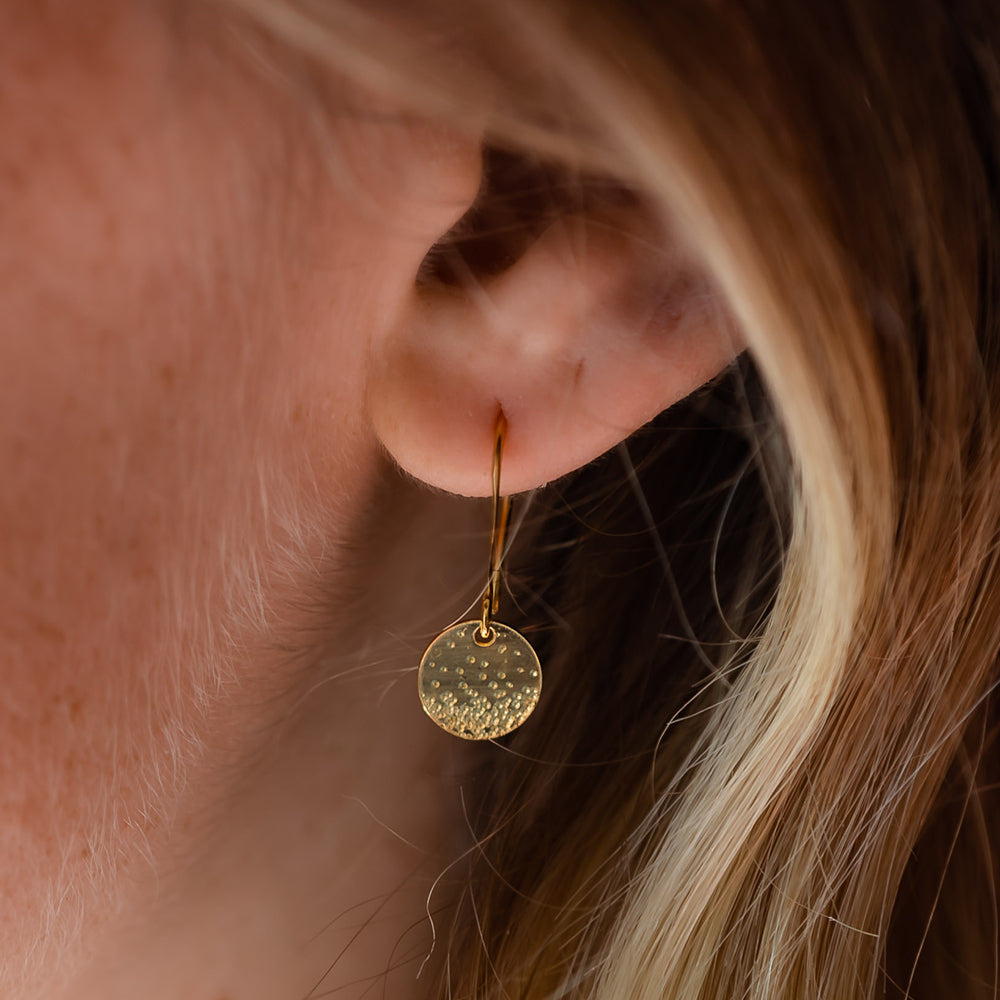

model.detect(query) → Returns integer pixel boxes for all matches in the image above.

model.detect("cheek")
[0,0,414,944]
[0,4,354,661]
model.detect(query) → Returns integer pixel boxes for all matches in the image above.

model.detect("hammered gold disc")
[418,620,542,740]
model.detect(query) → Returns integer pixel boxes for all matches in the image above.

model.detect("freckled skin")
[0,1,482,996]
[0,3,739,995]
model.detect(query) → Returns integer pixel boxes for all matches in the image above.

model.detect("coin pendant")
[418,620,541,740]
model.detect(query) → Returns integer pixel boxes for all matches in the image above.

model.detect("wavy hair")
[222,2,1000,997]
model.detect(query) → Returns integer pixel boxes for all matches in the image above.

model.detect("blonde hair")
[222,2,1000,997]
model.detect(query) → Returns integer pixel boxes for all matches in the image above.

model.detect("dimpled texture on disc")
[418,620,541,740]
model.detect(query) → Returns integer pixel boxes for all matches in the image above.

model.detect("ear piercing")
[417,413,542,740]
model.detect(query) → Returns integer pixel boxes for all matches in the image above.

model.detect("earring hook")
[477,411,510,645]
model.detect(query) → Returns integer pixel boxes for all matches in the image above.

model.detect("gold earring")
[417,413,542,740]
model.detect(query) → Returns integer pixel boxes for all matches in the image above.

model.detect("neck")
[59,470,488,1000]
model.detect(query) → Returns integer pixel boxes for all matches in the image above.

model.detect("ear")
[368,210,742,496]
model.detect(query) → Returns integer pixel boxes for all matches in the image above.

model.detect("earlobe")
[367,213,742,497]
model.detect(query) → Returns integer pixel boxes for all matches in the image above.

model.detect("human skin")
[0,2,487,996]
[0,1,740,996]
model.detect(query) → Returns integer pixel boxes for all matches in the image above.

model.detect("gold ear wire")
[476,411,510,645]
[417,413,542,740]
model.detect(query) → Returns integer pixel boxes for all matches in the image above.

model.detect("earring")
[418,413,542,740]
